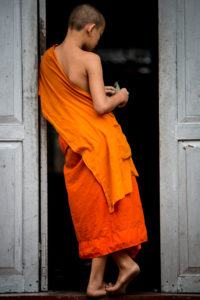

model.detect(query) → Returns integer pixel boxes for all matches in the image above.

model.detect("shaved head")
[68,4,105,31]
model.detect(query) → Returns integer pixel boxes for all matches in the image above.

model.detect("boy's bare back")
[54,12,129,115]
[54,44,95,95]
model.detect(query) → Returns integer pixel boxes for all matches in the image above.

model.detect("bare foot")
[105,260,140,295]
[86,281,113,297]
[104,281,114,288]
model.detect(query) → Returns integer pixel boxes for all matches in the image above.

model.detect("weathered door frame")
[38,0,48,292]
[159,0,179,292]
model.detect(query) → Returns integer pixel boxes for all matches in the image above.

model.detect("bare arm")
[87,53,129,115]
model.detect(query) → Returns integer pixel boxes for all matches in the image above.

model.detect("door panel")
[0,0,22,123]
[159,0,200,293]
[0,0,39,292]
[0,142,23,275]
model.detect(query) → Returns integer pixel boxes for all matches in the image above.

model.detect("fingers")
[118,103,126,108]
[105,86,116,95]
[105,86,116,91]
[121,87,129,95]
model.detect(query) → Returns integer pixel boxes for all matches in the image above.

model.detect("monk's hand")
[117,88,129,108]
[105,86,116,96]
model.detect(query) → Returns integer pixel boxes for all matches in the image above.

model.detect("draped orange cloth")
[38,44,140,213]
[38,44,148,259]
[58,135,148,259]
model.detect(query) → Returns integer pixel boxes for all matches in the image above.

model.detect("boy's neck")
[62,29,85,50]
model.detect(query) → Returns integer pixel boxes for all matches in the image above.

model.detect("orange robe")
[38,44,148,259]
[58,135,148,259]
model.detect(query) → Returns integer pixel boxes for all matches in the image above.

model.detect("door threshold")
[0,291,200,298]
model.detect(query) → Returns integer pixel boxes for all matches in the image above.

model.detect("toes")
[105,285,112,291]
[105,282,126,295]
[105,285,115,293]
[105,282,113,288]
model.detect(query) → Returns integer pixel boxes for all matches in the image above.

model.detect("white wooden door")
[159,0,200,293]
[0,0,39,292]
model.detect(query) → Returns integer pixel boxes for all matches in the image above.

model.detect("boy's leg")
[86,254,111,297]
[106,250,140,295]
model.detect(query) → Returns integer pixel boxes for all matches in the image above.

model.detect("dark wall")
[46,0,160,293]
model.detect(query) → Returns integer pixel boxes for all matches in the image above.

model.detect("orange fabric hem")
[59,135,148,260]
[79,238,147,260]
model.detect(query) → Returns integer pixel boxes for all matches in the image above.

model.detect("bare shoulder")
[83,51,102,70]
[83,51,101,61]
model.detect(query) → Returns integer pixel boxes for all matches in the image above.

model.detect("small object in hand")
[114,81,120,91]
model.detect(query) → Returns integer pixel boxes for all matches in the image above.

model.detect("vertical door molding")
[159,0,178,293]
[38,0,48,292]
[21,0,39,292]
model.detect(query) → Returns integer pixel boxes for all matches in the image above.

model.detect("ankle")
[115,255,137,271]
[88,277,104,287]
[118,259,130,271]
[114,252,130,264]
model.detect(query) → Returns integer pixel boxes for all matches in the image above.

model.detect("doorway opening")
[46,0,160,293]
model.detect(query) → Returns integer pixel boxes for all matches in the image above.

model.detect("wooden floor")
[0,291,200,299]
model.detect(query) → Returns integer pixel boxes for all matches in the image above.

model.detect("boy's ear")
[86,23,96,35]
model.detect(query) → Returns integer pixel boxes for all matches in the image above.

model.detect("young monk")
[38,3,148,297]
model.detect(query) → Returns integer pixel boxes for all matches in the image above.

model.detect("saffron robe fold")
[38,44,139,213]
[58,135,148,259]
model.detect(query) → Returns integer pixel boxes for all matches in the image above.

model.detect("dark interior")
[46,0,160,293]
